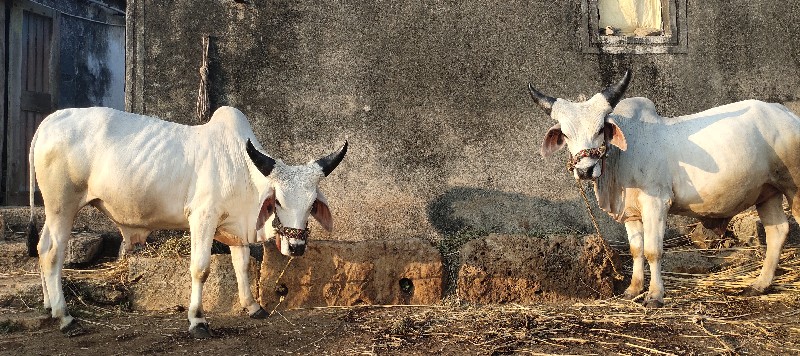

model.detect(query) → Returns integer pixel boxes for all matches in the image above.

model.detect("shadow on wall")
[427,186,693,244]
[426,186,628,296]
[426,186,620,239]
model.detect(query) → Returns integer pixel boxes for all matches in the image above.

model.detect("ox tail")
[27,128,39,257]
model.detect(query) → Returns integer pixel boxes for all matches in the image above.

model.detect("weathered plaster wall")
[126,0,800,244]
[52,0,126,110]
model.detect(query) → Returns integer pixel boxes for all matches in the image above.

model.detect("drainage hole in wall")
[399,278,414,295]
[275,283,289,297]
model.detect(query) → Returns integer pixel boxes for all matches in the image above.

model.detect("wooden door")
[5,1,58,205]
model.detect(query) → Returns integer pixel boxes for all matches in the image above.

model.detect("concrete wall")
[126,0,800,244]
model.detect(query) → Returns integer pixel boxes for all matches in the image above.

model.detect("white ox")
[528,71,800,307]
[27,106,347,337]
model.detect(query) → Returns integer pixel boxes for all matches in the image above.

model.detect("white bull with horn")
[28,106,347,337]
[528,70,800,307]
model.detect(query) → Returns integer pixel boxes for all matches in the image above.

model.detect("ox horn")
[601,69,632,108]
[315,141,348,177]
[246,139,276,177]
[527,83,557,115]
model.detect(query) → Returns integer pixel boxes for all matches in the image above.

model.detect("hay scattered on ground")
[336,245,800,355]
[22,226,800,354]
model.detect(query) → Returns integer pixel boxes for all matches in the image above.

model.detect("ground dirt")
[2,233,800,355]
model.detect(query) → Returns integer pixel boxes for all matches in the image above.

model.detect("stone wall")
[126,0,800,245]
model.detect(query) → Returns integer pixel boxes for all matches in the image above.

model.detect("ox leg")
[640,195,669,308]
[37,224,52,313]
[187,212,216,339]
[39,214,84,336]
[230,245,266,318]
[622,220,645,299]
[745,194,789,295]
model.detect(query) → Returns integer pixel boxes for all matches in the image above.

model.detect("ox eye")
[275,200,282,207]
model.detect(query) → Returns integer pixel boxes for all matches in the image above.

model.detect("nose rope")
[567,142,608,172]
[272,215,310,241]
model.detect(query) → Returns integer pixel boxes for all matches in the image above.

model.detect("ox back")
[595,98,800,223]
[29,107,259,242]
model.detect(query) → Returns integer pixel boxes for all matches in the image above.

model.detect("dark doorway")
[3,1,58,205]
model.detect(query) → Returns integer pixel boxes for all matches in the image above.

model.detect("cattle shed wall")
[126,0,800,244]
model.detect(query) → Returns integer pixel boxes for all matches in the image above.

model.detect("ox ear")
[541,123,566,157]
[256,192,275,231]
[311,190,333,232]
[604,117,627,151]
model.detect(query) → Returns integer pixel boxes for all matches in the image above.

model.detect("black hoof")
[189,322,212,339]
[60,319,87,337]
[249,307,269,319]
[740,286,770,297]
[643,299,664,308]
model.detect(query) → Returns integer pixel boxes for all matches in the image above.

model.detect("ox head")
[246,140,348,256]
[528,70,631,180]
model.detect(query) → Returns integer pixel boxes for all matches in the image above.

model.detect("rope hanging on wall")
[196,35,211,123]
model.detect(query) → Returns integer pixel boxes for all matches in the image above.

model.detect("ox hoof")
[739,286,771,297]
[643,299,664,308]
[60,319,87,337]
[189,323,212,339]
[249,307,269,319]
[621,291,641,301]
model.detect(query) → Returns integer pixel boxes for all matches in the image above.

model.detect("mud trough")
[125,238,446,314]
[457,234,619,303]
[259,238,444,311]
[122,235,622,313]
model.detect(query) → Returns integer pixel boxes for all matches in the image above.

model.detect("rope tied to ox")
[269,255,294,317]
[574,177,623,281]
[567,142,608,172]
[267,215,308,316]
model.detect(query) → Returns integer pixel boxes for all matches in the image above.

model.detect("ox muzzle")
[273,217,309,256]
[567,142,607,180]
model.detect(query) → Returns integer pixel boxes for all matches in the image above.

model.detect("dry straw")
[38,229,800,354]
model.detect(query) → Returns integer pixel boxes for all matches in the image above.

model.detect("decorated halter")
[566,142,608,172]
[272,215,310,241]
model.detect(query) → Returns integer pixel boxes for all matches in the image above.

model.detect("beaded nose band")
[567,142,607,172]
[272,216,310,241]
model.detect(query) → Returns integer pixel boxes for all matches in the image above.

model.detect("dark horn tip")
[601,69,633,108]
[527,82,556,116]
[246,139,276,177]
[317,141,348,177]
